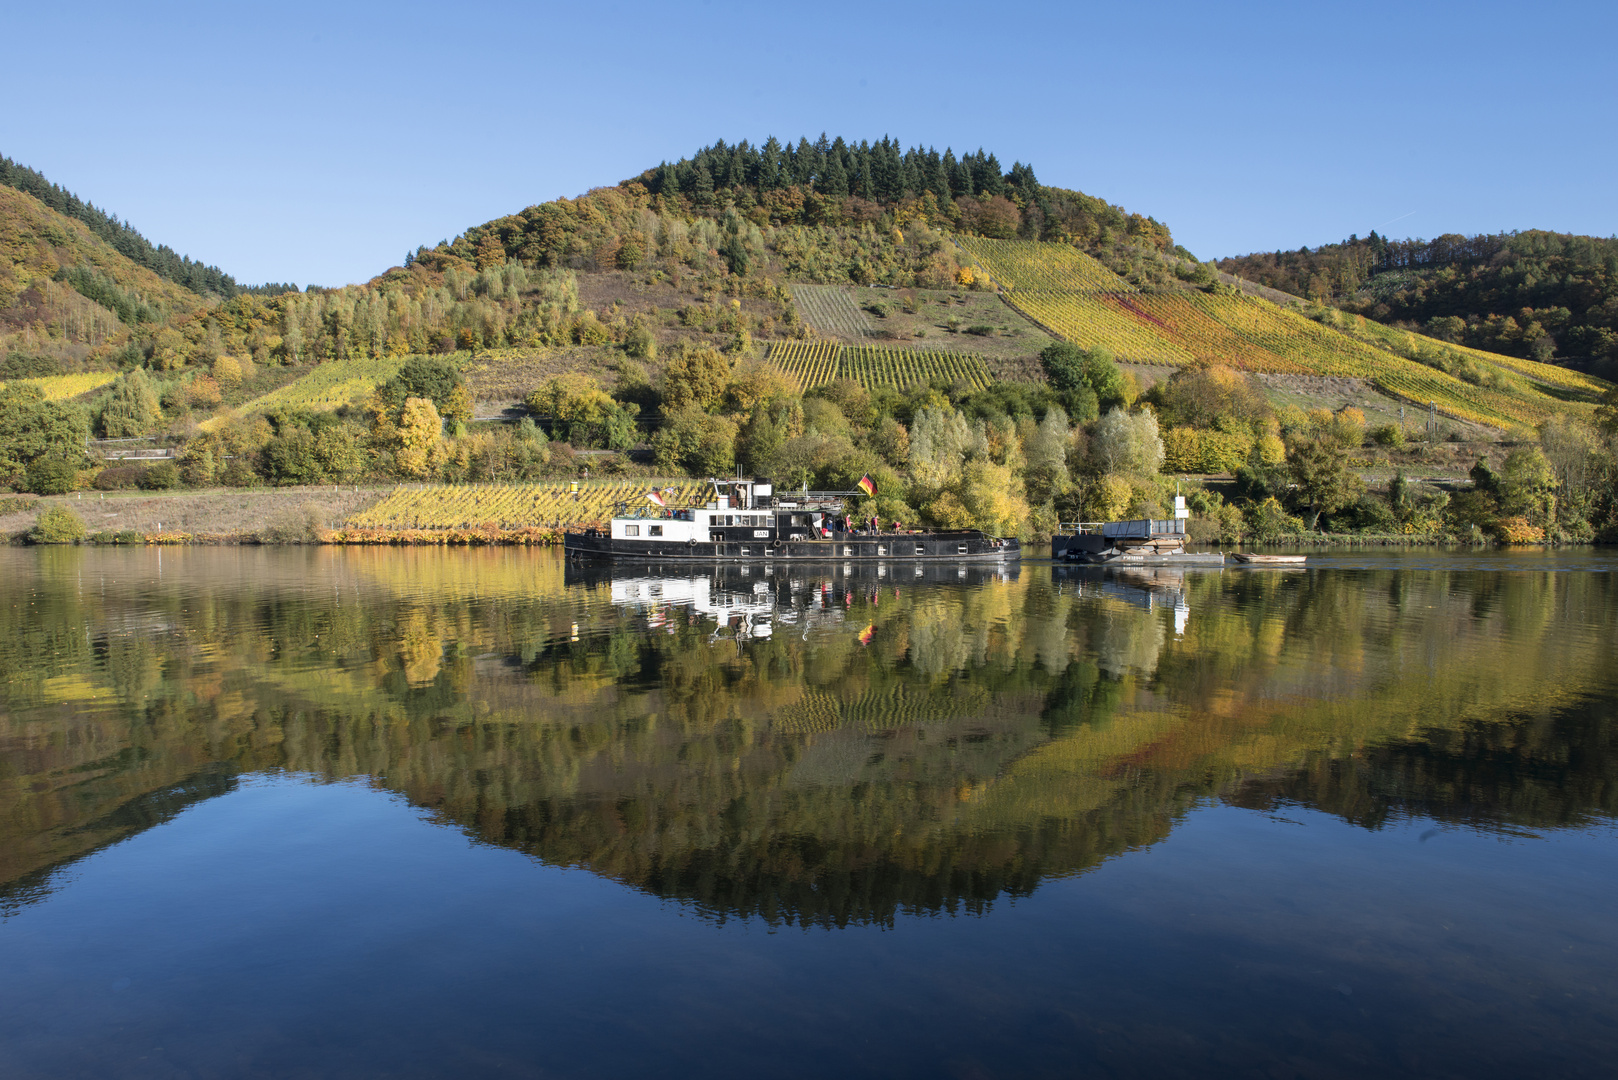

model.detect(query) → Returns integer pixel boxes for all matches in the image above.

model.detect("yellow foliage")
[0,373,118,400]
[187,375,222,410]
[396,396,446,478]
[726,360,797,412]
[211,355,243,389]
[442,383,473,423]
[1086,475,1133,520]
[1162,427,1251,473]
[1492,516,1545,544]
[925,491,973,529]
[958,459,1028,537]
[1256,433,1286,466]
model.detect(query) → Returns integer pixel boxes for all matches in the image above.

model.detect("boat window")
[958,545,968,555]
[649,525,662,537]
[624,525,639,537]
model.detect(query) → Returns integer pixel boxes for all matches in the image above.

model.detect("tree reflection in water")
[1,547,1615,927]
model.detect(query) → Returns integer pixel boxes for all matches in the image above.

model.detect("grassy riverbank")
[0,484,1593,549]
[1,487,389,544]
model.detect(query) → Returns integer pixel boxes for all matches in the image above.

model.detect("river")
[1,547,1615,1078]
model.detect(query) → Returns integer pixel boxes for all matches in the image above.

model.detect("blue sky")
[4,0,1613,287]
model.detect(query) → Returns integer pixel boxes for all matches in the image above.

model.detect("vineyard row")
[767,341,993,392]
[348,478,712,530]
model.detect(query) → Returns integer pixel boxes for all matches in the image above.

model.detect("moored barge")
[563,477,1020,563]
[1052,496,1224,566]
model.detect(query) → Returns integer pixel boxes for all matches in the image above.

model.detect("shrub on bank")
[30,506,87,544]
[93,461,180,490]
[26,456,80,496]
[1491,516,1545,544]
[139,461,181,490]
[257,502,326,544]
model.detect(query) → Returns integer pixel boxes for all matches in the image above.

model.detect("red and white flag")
[645,490,666,507]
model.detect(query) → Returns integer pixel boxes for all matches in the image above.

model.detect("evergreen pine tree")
[927,149,951,200]
[857,159,876,201]
[692,164,715,207]
[822,153,849,197]
[951,156,974,199]
[792,137,816,185]
[981,152,1006,197]
[760,136,783,190]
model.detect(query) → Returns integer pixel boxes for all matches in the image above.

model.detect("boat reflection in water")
[1054,563,1199,639]
[569,560,1021,644]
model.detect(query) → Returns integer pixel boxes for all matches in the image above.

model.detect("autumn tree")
[1089,408,1164,478]
[1039,342,1126,416]
[623,319,656,360]
[651,405,736,476]
[1499,446,1557,525]
[100,368,163,437]
[396,397,447,478]
[1023,405,1071,507]
[1284,408,1366,530]
[377,357,469,422]
[0,385,87,492]
[258,411,363,485]
[662,342,732,412]
[211,355,244,390]
[1153,365,1270,431]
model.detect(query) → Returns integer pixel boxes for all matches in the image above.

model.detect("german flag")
[856,475,876,497]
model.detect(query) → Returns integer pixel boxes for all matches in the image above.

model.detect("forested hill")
[626,135,1175,253]
[395,135,1184,309]
[1217,230,1618,369]
[0,155,258,298]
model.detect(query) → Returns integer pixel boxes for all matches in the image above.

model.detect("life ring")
[688,537,696,547]
[771,538,782,549]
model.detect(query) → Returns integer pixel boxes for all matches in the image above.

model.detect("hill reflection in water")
[1,547,1615,928]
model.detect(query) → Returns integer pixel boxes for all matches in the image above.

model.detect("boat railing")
[1062,519,1187,538]
[612,490,864,518]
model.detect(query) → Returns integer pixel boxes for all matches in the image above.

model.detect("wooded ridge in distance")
[0,155,295,299]
[1218,230,1618,372]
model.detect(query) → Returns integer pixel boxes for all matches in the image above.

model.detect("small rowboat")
[1231,553,1307,565]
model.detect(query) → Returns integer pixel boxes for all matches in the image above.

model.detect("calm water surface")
[1,547,1615,1078]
